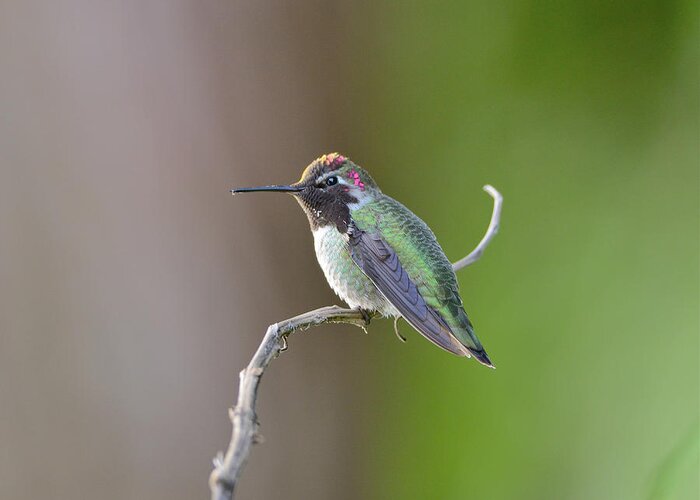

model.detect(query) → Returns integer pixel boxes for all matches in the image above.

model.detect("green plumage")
[351,195,486,357]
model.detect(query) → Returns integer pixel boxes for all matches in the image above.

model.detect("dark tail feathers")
[468,346,495,369]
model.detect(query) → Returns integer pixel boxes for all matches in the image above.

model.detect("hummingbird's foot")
[356,307,373,326]
[393,316,407,343]
[279,333,289,352]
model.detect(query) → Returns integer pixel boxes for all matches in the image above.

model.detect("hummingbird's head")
[231,153,379,233]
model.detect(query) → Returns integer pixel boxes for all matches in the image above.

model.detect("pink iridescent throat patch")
[347,169,365,191]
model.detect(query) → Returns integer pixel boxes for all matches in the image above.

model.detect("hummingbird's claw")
[356,308,373,326]
[393,316,407,343]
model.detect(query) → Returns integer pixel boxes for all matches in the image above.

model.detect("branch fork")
[210,185,503,500]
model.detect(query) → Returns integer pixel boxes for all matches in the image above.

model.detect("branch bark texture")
[209,185,503,500]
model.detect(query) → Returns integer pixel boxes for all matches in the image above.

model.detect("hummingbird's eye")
[325,176,338,187]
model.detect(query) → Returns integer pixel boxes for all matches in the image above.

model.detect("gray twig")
[209,185,503,500]
[451,185,503,272]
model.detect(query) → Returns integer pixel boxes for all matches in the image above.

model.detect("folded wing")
[348,227,468,356]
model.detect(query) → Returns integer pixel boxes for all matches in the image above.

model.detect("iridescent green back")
[351,194,483,352]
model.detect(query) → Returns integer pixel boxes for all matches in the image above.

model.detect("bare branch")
[451,185,503,272]
[209,185,503,500]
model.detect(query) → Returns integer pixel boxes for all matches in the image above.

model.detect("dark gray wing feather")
[348,228,467,356]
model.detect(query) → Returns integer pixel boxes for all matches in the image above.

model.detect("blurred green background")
[1,1,697,499]
[347,2,699,500]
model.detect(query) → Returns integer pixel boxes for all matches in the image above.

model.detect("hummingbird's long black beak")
[230,184,304,195]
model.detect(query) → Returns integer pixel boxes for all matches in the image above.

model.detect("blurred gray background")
[1,2,364,499]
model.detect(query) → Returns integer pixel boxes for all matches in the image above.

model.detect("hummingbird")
[232,153,493,367]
